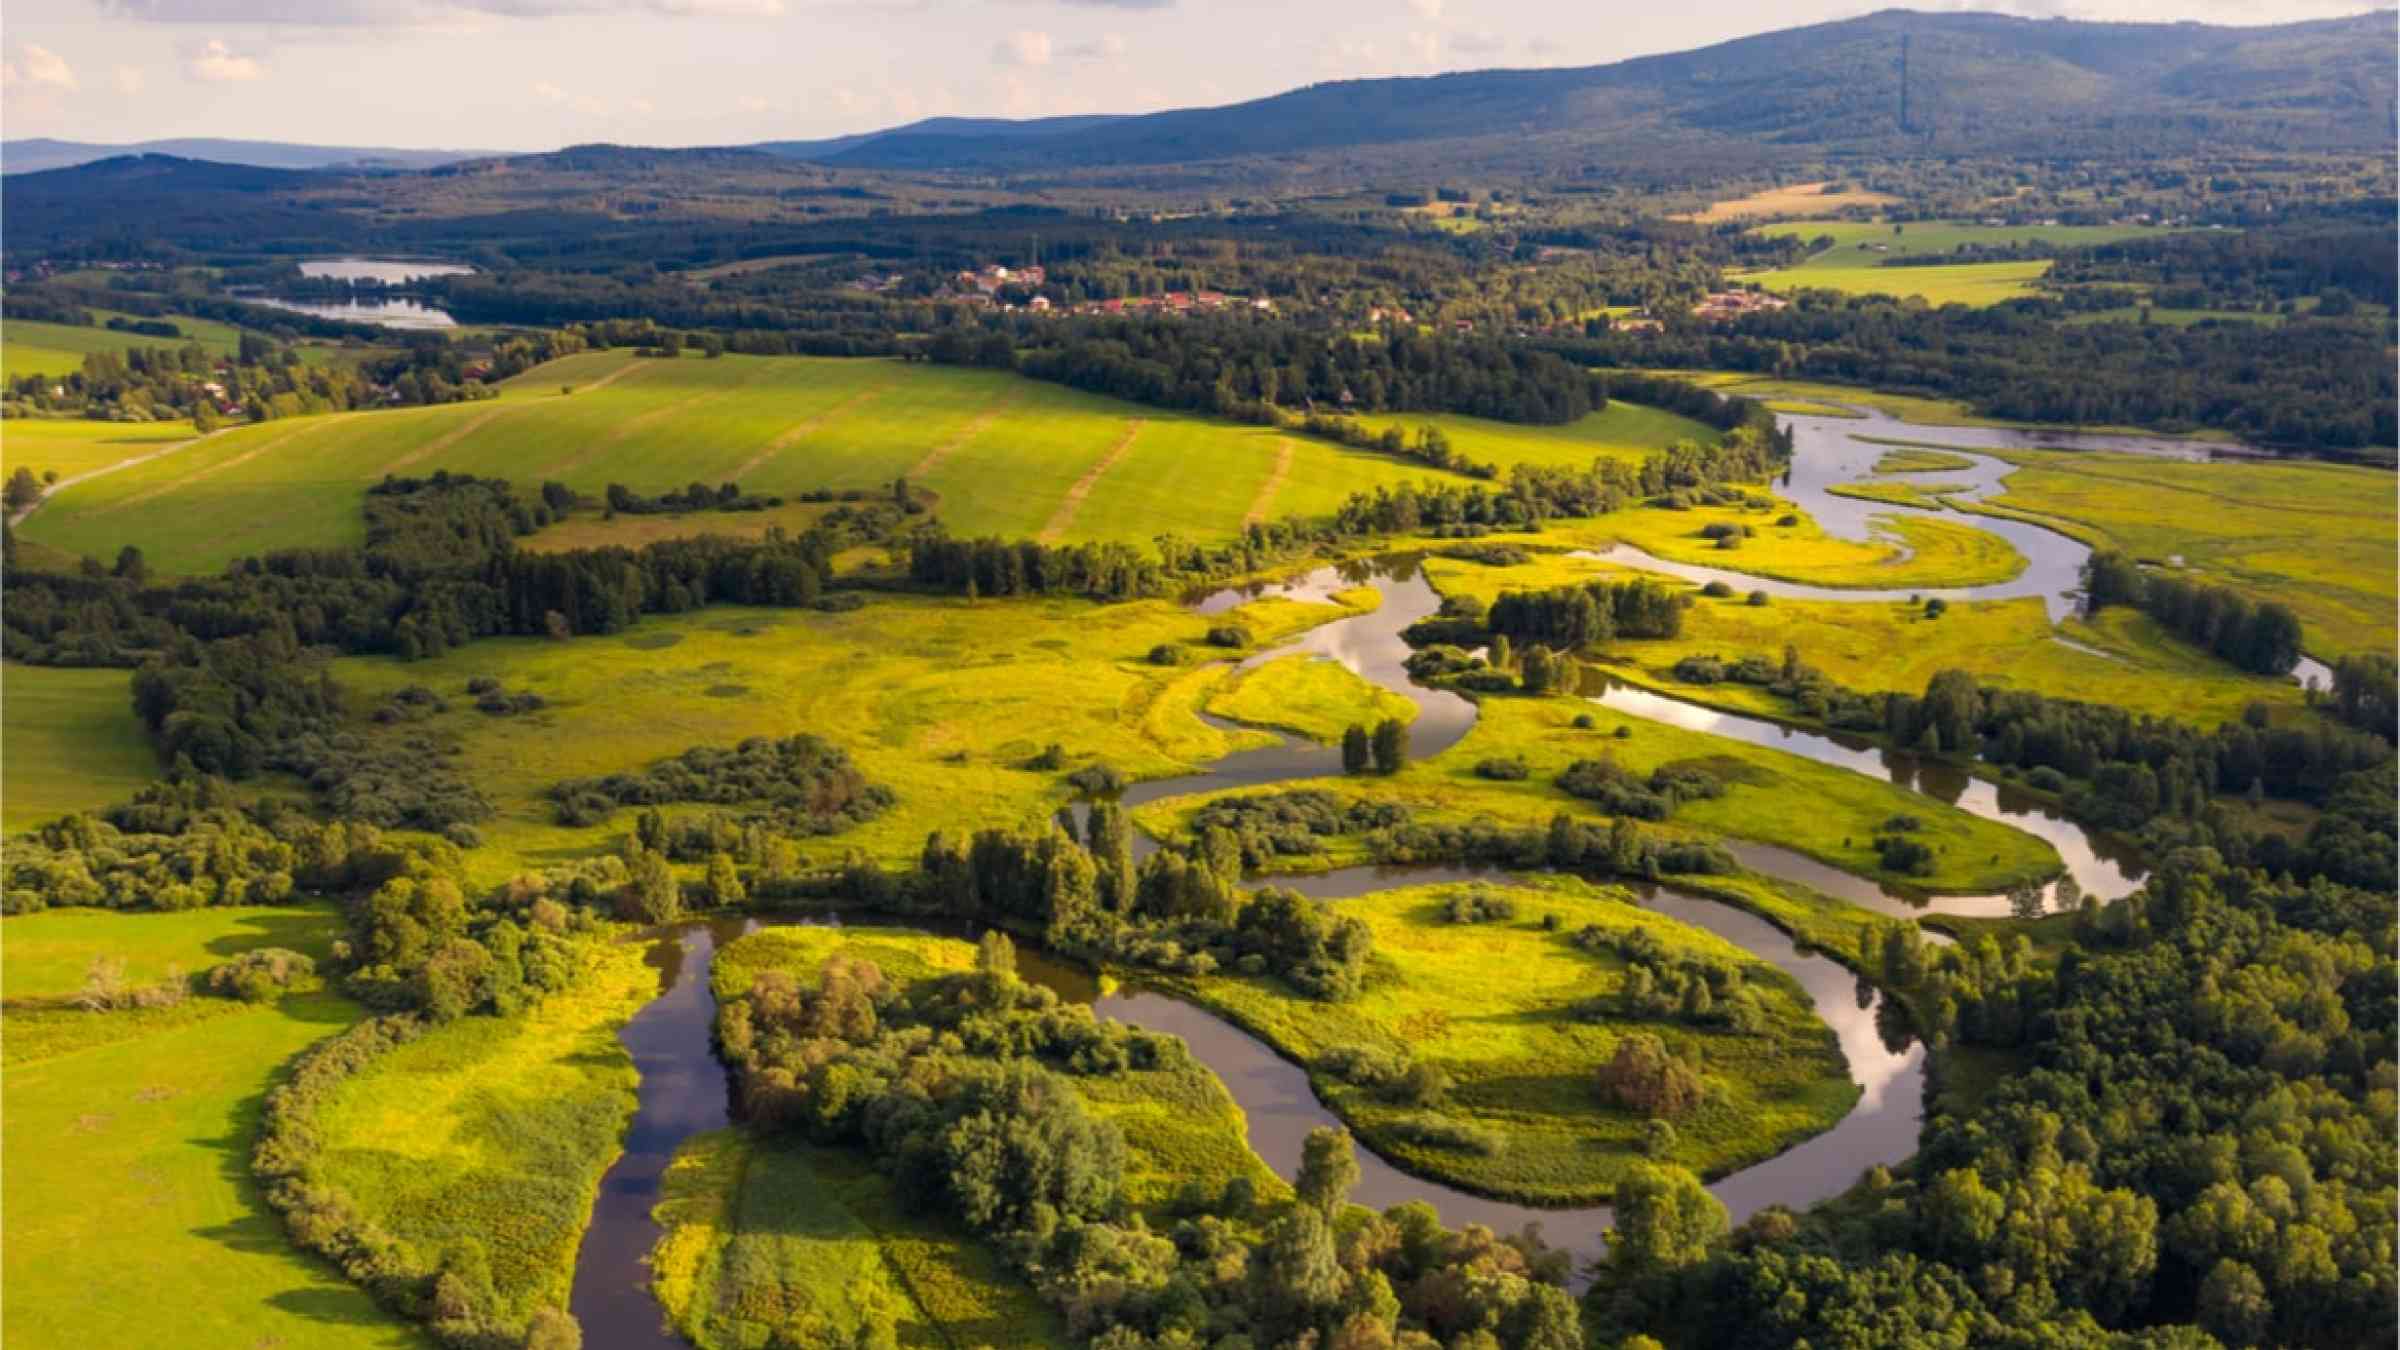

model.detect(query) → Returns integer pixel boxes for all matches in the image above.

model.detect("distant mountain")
[765,9,2397,171]
[2,137,497,175]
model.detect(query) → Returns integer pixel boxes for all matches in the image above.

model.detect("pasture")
[1206,651,1419,744]
[1735,259,2053,306]
[1,311,249,381]
[0,897,420,1349]
[1,414,200,481]
[1735,219,2188,306]
[14,351,1714,577]
[1978,449,2396,658]
[1551,495,2028,590]
[0,664,159,832]
[1154,875,1855,1204]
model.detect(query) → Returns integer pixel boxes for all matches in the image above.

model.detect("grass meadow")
[1,414,202,480]
[1422,553,2309,728]
[1151,875,1854,1204]
[325,589,1362,888]
[1974,449,2397,659]
[1,311,250,381]
[1139,689,2062,897]
[1680,181,1898,222]
[13,351,1713,577]
[0,898,422,1348]
[1736,259,2054,306]
[1548,495,2028,590]
[309,941,655,1326]
[1,663,160,832]
[1206,651,1419,744]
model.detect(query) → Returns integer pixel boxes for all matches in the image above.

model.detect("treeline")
[549,734,892,836]
[951,317,1612,426]
[1598,852,2395,1348]
[2047,223,2398,314]
[2083,551,2304,676]
[1555,289,2397,454]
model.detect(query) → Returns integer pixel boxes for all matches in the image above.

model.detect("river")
[567,410,2238,1340]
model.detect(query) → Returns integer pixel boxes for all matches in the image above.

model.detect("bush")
[1473,757,1529,781]
[1701,580,1736,598]
[1205,625,1251,648]
[1442,890,1518,923]
[1385,1115,1501,1155]
[207,947,318,1002]
[1747,590,1770,606]
[1572,713,1596,729]
[1147,643,1183,666]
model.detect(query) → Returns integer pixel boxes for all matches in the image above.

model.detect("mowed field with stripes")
[10,350,1713,576]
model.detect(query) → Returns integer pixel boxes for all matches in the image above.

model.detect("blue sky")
[2,0,2384,150]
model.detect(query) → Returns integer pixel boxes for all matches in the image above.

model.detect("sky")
[1,0,2387,151]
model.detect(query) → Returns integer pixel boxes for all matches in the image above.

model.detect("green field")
[1,415,202,482]
[1977,450,2396,659]
[2,311,250,381]
[310,941,653,1331]
[1736,259,2053,306]
[13,352,1713,577]
[1423,554,2309,728]
[651,1131,1066,1350]
[322,589,1357,887]
[1140,690,2062,897]
[1,664,160,832]
[1151,876,1854,1204]
[0,901,421,1349]
[1205,649,1418,744]
[1550,494,2028,591]
[1825,479,1973,509]
[1348,400,1718,473]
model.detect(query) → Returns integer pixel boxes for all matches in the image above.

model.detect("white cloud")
[532,79,569,101]
[114,64,148,94]
[1451,28,1505,57]
[101,0,790,22]
[1406,0,1442,18]
[10,44,81,92]
[1065,32,1127,62]
[994,29,1053,66]
[738,94,771,113]
[628,95,656,114]
[186,38,264,82]
[1403,29,1439,65]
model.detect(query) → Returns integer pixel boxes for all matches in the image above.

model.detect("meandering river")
[568,410,2240,1340]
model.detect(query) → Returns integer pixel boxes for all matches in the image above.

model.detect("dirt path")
[905,393,1022,480]
[97,417,344,517]
[729,383,893,482]
[1243,437,1296,526]
[1038,419,1143,542]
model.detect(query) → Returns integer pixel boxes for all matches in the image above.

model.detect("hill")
[785,9,2397,172]
[0,136,495,175]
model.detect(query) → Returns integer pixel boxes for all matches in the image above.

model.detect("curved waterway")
[570,413,2255,1338]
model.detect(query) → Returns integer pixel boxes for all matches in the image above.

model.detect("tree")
[1370,718,1408,775]
[1608,1163,1726,1275]
[1488,633,1512,668]
[1250,1206,1344,1335]
[624,848,682,923]
[2007,880,2045,921]
[524,1307,583,1350]
[1296,1125,1360,1219]
[1342,723,1372,774]
[705,851,746,908]
[2196,1258,2271,1348]
[3,467,39,512]
[1521,644,1557,694]
[112,545,148,583]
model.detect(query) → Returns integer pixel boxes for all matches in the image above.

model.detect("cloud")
[1450,27,1505,57]
[629,95,656,114]
[186,38,263,81]
[1064,32,1126,62]
[1406,0,1442,18]
[99,0,788,23]
[114,64,148,94]
[532,79,568,101]
[9,43,81,92]
[1403,29,1439,65]
[994,29,1052,66]
[738,94,772,113]
[1051,0,1171,8]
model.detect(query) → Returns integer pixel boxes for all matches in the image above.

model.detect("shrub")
[207,947,318,1002]
[1701,580,1736,598]
[1147,643,1183,666]
[1205,625,1251,649]
[1473,757,1530,781]
[1385,1115,1501,1155]
[1747,590,1770,606]
[1572,713,1596,729]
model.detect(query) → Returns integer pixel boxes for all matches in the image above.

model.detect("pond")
[296,256,476,284]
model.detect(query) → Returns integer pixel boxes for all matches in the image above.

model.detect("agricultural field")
[0,901,419,1349]
[1734,259,2053,306]
[1,311,249,380]
[1678,180,1898,222]
[0,414,200,481]
[308,941,655,1329]
[1421,553,2312,728]
[12,351,1713,577]
[1975,449,2397,659]
[323,589,1361,888]
[0,664,159,832]
[1347,400,1718,473]
[1735,219,2191,305]
[1151,876,1855,1204]
[1139,691,2063,897]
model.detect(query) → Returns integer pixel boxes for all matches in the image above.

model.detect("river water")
[566,410,2251,1339]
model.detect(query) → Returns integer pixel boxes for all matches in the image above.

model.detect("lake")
[296,256,475,284]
